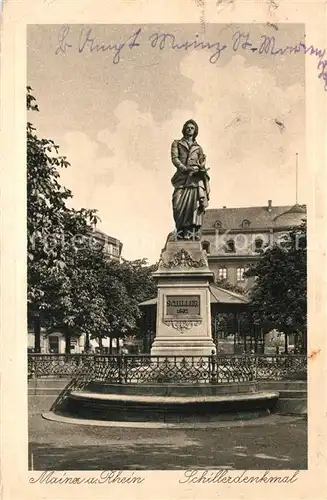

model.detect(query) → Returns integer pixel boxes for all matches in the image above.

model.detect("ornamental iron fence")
[28,353,307,383]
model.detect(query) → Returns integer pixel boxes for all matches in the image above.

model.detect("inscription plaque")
[165,295,200,317]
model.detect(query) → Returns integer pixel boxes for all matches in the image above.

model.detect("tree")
[27,87,98,351]
[97,258,158,352]
[245,221,307,352]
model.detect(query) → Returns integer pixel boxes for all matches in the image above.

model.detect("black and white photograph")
[26,22,308,472]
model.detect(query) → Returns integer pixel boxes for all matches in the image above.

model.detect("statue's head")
[182,119,199,140]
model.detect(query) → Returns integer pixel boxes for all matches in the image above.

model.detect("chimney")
[268,200,272,212]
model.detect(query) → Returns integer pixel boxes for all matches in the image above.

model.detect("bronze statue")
[171,120,210,240]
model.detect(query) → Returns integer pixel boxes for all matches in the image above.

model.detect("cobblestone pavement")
[29,396,307,471]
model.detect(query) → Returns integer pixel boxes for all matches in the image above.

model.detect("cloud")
[180,52,304,171]
[59,131,115,209]
[59,52,305,262]
[177,52,305,213]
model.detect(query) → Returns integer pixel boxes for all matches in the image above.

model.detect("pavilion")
[139,284,264,354]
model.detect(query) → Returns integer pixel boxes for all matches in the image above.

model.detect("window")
[237,267,245,281]
[48,336,59,353]
[218,267,227,280]
[103,243,111,254]
[226,239,235,252]
[91,236,104,251]
[112,246,120,256]
[254,238,264,252]
[202,240,210,253]
[241,219,251,228]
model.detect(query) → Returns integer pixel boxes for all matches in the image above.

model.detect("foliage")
[43,248,157,349]
[245,221,307,350]
[91,258,157,340]
[27,87,157,351]
[100,258,157,340]
[214,278,246,295]
[27,87,99,346]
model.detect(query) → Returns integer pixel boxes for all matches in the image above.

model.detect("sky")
[27,23,306,263]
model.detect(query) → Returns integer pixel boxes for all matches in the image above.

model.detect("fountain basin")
[62,388,279,423]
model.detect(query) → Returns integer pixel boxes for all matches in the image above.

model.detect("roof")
[203,204,306,230]
[139,284,249,307]
[273,204,307,226]
[92,229,123,247]
[209,285,249,304]
[139,297,157,306]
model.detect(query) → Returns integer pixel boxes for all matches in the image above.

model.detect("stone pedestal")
[150,240,216,357]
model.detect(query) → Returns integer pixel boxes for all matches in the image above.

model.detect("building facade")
[91,229,123,261]
[28,228,123,353]
[28,330,85,354]
[27,330,123,354]
[201,200,306,291]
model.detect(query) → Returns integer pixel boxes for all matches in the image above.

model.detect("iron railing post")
[118,354,122,384]
[254,355,258,381]
[77,355,83,370]
[248,353,255,382]
[123,354,127,384]
[29,355,36,379]
[210,350,217,384]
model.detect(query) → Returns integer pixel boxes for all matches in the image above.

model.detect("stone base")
[151,336,216,357]
[62,390,279,423]
[151,239,215,358]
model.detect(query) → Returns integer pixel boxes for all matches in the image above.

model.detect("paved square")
[29,396,307,470]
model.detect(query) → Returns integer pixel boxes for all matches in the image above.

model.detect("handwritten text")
[55,25,327,90]
[30,470,145,485]
[179,469,300,484]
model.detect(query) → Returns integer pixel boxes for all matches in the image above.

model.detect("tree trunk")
[98,336,103,352]
[109,336,113,354]
[142,333,147,354]
[302,329,307,354]
[65,332,71,354]
[284,332,288,354]
[34,315,41,353]
[261,328,265,353]
[116,336,120,354]
[253,316,258,353]
[233,312,237,351]
[85,331,90,352]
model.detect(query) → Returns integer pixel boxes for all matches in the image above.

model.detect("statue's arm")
[171,141,187,171]
[198,146,206,167]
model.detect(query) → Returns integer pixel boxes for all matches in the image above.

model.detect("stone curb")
[42,411,304,430]
[69,390,279,404]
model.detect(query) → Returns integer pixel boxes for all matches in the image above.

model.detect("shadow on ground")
[29,418,307,470]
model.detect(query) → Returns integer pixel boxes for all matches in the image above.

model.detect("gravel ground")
[29,396,307,471]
